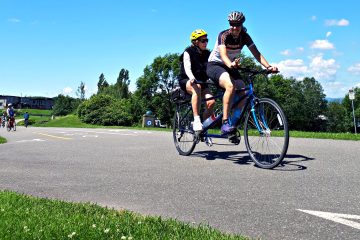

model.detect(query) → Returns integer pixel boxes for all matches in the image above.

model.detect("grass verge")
[0,136,6,144]
[290,130,360,141]
[0,190,248,240]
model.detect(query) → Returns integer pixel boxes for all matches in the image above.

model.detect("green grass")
[0,136,6,144]
[15,109,52,126]
[33,114,170,131]
[0,190,248,240]
[32,114,94,128]
[290,130,360,140]
[16,108,52,116]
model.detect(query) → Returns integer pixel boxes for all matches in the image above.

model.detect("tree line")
[52,53,360,133]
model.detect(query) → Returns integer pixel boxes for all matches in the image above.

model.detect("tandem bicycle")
[172,67,289,169]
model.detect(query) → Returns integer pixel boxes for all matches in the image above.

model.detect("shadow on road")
[192,150,315,171]
[276,154,316,171]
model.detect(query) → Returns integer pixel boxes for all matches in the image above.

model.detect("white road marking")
[16,139,45,143]
[297,209,360,230]
[82,135,98,138]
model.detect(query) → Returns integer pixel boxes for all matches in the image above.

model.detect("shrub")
[77,94,133,126]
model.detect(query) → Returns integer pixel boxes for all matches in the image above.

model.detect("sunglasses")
[230,22,243,27]
[199,38,209,43]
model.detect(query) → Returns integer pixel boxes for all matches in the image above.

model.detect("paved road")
[0,127,359,239]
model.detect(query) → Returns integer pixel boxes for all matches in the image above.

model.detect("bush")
[77,94,133,126]
[53,94,81,116]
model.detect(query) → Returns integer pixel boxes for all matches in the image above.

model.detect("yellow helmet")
[190,29,207,41]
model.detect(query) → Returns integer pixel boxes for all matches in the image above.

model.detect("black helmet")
[228,11,246,24]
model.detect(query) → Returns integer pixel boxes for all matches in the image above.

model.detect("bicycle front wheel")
[173,104,197,156]
[244,98,289,169]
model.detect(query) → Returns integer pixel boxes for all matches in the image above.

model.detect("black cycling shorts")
[206,62,242,85]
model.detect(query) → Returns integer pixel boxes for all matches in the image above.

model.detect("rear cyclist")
[178,29,215,131]
[207,11,278,134]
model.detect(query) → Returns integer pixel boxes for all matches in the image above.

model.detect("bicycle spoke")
[244,98,289,169]
[173,105,197,156]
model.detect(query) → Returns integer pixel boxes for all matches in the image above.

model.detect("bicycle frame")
[200,79,266,139]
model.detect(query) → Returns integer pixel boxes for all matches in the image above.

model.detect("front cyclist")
[206,11,278,134]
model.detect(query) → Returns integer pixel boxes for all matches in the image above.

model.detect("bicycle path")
[0,127,359,239]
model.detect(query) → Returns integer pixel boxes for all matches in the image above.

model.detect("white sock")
[194,116,201,122]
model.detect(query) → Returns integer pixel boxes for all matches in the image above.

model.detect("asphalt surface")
[0,126,359,239]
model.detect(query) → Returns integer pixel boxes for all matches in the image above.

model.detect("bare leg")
[233,79,246,110]
[186,81,201,117]
[218,72,234,122]
[202,88,215,120]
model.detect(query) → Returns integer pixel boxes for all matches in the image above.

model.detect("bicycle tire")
[13,122,16,131]
[244,98,289,169]
[173,104,197,156]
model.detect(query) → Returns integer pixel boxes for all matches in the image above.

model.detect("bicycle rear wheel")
[244,98,289,169]
[173,104,197,156]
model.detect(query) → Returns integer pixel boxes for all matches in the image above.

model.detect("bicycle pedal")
[228,130,241,145]
[229,136,240,145]
[205,137,213,147]
[194,131,201,144]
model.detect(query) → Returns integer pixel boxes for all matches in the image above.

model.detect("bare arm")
[248,45,271,68]
[183,51,195,81]
[219,45,233,68]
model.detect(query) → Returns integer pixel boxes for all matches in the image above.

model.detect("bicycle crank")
[228,129,241,145]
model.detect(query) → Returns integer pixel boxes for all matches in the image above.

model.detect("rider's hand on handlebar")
[231,58,241,68]
[266,65,279,73]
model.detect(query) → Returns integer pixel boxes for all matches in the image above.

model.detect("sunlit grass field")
[0,190,248,240]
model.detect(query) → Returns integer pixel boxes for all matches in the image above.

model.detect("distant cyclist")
[1,111,6,128]
[207,11,278,134]
[24,111,30,127]
[178,29,215,131]
[6,103,15,126]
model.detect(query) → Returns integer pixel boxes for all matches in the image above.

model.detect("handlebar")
[192,67,279,85]
[236,67,279,75]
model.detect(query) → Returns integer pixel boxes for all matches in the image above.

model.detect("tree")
[134,53,180,125]
[97,73,109,94]
[115,68,130,99]
[327,102,351,132]
[76,81,86,100]
[52,94,80,116]
[77,94,133,126]
[300,77,327,131]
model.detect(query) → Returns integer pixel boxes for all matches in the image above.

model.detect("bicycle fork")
[251,99,270,136]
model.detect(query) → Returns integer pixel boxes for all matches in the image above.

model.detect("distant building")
[0,95,54,110]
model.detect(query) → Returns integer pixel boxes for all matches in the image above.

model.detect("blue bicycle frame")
[198,79,267,139]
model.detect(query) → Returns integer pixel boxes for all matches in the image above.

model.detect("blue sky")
[1,0,360,98]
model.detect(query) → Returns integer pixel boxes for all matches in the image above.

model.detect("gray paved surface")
[0,127,359,239]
